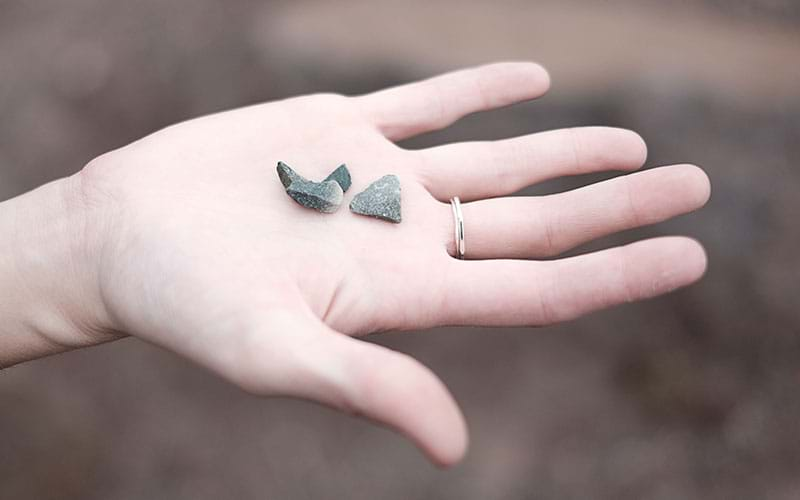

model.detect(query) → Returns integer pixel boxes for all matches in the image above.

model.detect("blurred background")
[1,0,798,498]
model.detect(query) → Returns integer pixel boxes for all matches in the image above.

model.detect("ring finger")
[448,164,710,259]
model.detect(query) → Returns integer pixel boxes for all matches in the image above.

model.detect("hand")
[40,62,711,466]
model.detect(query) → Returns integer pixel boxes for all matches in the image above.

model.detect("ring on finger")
[450,197,465,259]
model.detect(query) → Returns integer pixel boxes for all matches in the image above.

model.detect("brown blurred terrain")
[1,1,799,499]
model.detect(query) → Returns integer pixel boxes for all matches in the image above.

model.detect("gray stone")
[286,180,343,213]
[277,161,305,188]
[349,174,401,223]
[277,162,343,213]
[324,164,352,192]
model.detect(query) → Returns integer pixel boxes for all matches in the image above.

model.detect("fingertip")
[522,61,551,95]
[430,404,469,468]
[539,64,552,91]
[655,236,708,289]
[681,237,709,282]
[409,363,469,467]
[678,164,712,208]
[623,236,709,301]
[615,128,648,169]
[341,341,469,468]
[630,130,648,168]
[481,61,552,103]
[575,127,648,172]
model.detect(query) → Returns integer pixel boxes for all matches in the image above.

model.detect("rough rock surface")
[276,161,305,188]
[324,164,352,192]
[349,174,401,223]
[277,162,343,213]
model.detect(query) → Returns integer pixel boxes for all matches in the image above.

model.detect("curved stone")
[286,179,343,213]
[324,164,352,192]
[277,162,344,213]
[277,161,306,188]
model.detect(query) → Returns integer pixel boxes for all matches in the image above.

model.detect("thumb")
[236,309,468,467]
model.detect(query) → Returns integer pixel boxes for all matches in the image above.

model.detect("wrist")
[0,173,119,368]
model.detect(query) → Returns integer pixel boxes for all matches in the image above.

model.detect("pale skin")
[0,62,710,467]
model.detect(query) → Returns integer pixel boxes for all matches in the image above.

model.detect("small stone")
[324,164,352,192]
[349,174,401,223]
[286,179,343,213]
[277,161,305,188]
[277,162,343,213]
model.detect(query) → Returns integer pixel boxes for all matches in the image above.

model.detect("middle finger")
[417,126,647,202]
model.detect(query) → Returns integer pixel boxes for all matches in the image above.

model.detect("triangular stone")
[349,175,401,223]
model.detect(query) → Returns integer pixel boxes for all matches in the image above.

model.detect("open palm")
[82,62,709,466]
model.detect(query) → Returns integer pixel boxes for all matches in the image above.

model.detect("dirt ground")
[1,1,799,499]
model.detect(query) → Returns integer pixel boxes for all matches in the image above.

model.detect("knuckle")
[309,91,350,104]
[533,263,562,325]
[537,205,562,257]
[77,152,125,208]
[566,127,585,171]
[490,141,523,193]
[616,244,638,304]
[66,152,129,263]
[534,283,558,325]
[623,174,645,227]
[293,92,352,111]
[421,81,448,130]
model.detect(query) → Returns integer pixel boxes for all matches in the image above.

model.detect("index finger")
[355,62,551,141]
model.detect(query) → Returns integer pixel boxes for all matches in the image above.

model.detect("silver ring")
[450,197,465,259]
